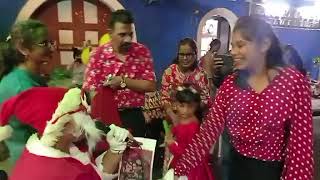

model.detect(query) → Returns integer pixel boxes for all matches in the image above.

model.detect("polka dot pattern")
[174,67,314,180]
[83,42,156,108]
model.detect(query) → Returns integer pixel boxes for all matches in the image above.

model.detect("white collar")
[26,134,91,165]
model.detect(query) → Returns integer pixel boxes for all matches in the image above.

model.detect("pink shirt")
[83,42,156,108]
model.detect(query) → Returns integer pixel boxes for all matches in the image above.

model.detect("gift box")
[118,137,157,180]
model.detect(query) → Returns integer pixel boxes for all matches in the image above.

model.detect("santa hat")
[0,87,67,141]
[0,87,101,152]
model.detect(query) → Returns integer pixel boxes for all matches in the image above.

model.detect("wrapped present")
[118,138,157,180]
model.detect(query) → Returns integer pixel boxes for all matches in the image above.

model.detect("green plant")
[48,66,73,88]
[50,66,72,80]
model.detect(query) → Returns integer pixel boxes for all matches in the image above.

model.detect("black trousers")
[118,108,146,137]
[229,147,283,180]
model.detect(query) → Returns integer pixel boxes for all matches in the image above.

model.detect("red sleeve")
[174,82,228,176]
[169,123,199,157]
[138,45,156,81]
[82,48,103,91]
[168,141,184,157]
[281,75,314,180]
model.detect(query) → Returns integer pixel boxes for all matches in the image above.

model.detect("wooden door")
[31,0,112,75]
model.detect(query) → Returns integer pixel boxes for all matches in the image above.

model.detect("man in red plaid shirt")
[83,10,156,137]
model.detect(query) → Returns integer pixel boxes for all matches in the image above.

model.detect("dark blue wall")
[0,0,25,40]
[274,27,320,78]
[120,0,249,77]
[0,0,249,78]
[3,0,320,78]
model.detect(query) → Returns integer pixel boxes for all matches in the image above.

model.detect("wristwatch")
[120,76,127,88]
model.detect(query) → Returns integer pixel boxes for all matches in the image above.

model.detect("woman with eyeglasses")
[0,20,54,173]
[161,38,211,122]
[173,16,314,180]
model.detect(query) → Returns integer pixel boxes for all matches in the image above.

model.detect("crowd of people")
[0,8,314,180]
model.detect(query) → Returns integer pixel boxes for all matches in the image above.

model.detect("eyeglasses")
[36,40,56,50]
[178,53,195,58]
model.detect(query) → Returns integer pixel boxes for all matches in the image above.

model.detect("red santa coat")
[10,134,117,180]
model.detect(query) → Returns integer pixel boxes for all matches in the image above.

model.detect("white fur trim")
[41,88,94,147]
[27,134,92,165]
[81,93,91,113]
[40,112,102,154]
[41,88,85,147]
[71,112,102,153]
[50,88,82,122]
[0,125,13,141]
[95,151,107,173]
[41,115,70,147]
[102,172,119,180]
[95,151,119,180]
[27,134,105,179]
[26,134,70,158]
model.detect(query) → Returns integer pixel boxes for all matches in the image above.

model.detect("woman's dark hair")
[109,9,134,29]
[0,170,8,180]
[233,16,285,88]
[175,84,203,121]
[171,38,198,71]
[72,47,81,60]
[282,45,306,76]
[0,20,47,79]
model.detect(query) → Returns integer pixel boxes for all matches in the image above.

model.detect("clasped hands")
[103,75,122,89]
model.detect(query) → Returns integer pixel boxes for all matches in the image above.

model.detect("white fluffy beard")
[71,112,103,154]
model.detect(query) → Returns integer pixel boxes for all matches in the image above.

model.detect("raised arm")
[174,85,227,176]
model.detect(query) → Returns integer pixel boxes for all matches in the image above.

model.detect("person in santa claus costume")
[0,87,131,180]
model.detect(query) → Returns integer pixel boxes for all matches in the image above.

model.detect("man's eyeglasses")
[178,53,195,58]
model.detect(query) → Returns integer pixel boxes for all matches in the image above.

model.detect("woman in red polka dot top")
[174,16,314,180]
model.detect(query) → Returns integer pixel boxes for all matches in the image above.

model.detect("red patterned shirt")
[161,64,211,106]
[83,42,156,108]
[174,67,314,180]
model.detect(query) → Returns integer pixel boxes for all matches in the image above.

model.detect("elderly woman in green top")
[0,20,54,172]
